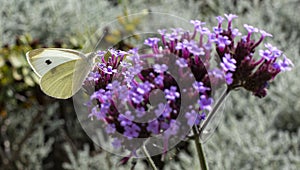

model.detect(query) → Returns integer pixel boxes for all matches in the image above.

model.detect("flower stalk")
[142,145,158,170]
[199,88,231,138]
[193,126,208,170]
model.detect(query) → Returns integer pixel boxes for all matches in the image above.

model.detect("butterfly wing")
[26,48,85,77]
[40,58,92,99]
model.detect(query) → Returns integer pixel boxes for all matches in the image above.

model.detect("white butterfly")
[26,48,96,99]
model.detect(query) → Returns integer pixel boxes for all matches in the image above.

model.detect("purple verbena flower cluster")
[84,13,293,155]
[210,15,293,97]
[85,44,212,153]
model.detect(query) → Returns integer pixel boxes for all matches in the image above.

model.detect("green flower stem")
[142,144,158,170]
[192,88,231,170]
[193,126,208,170]
[200,88,231,135]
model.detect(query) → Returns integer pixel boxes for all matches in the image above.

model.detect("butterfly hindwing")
[40,58,91,99]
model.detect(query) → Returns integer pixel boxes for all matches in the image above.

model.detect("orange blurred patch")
[0,108,7,118]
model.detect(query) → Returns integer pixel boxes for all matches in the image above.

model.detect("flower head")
[144,37,160,47]
[83,13,292,155]
[198,95,213,111]
[220,53,237,72]
[164,86,180,101]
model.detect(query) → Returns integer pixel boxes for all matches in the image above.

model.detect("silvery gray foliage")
[205,92,300,170]
[1,0,299,169]
[0,0,115,45]
[62,143,147,170]
[62,144,107,170]
[0,103,61,169]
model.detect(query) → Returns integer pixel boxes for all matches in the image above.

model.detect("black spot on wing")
[45,59,52,65]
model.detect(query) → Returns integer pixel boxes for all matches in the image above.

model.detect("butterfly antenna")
[92,28,109,52]
[86,28,110,66]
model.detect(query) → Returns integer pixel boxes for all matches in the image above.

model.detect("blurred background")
[0,0,299,169]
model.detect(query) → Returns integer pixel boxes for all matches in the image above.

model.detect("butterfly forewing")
[26,48,85,77]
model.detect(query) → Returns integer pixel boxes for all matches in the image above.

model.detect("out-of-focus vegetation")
[0,32,94,170]
[0,34,81,118]
[0,0,299,169]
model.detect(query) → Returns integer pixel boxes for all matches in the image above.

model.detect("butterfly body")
[26,48,96,99]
